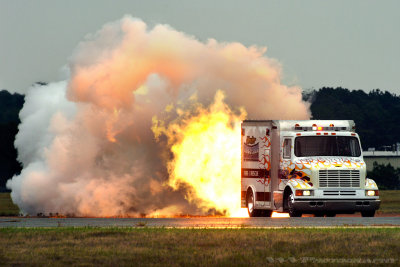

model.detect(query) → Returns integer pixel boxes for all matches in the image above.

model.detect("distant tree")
[0,90,24,191]
[0,123,22,191]
[367,162,400,190]
[0,90,24,124]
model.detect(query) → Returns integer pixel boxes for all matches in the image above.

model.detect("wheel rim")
[248,193,254,213]
[288,193,294,209]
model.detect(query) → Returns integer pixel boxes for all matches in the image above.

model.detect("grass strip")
[0,227,399,266]
[377,190,400,214]
[0,193,19,216]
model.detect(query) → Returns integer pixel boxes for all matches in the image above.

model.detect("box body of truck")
[241,120,380,217]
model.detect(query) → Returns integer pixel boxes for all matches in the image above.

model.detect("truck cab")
[241,120,380,217]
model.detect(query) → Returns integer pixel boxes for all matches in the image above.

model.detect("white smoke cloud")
[7,16,309,216]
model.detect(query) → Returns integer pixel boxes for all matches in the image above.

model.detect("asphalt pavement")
[1,217,400,228]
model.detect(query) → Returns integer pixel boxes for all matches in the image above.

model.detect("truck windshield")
[294,136,361,157]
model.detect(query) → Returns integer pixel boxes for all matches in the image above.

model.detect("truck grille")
[323,190,356,196]
[319,170,360,188]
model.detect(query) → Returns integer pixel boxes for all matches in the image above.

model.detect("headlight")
[366,190,379,196]
[295,190,313,196]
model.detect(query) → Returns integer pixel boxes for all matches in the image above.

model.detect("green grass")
[0,227,399,266]
[377,190,400,214]
[0,193,19,216]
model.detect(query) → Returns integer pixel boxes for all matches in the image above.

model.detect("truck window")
[283,138,291,159]
[294,136,361,157]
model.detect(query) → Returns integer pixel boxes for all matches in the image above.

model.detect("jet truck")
[241,120,380,217]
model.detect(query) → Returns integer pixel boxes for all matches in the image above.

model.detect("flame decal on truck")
[279,157,366,190]
[281,157,365,175]
[287,178,313,189]
[258,133,272,186]
[259,135,271,173]
[365,178,378,189]
[295,157,365,168]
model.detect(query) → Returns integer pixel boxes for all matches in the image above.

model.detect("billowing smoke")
[7,16,309,216]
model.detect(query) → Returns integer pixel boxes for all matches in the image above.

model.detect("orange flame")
[154,91,248,216]
[272,212,290,218]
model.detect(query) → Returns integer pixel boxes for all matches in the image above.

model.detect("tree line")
[0,87,399,190]
[0,90,24,191]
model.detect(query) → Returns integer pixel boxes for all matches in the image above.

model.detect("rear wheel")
[247,190,272,217]
[287,192,302,217]
[247,190,257,217]
[361,210,375,217]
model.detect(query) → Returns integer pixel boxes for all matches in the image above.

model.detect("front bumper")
[292,199,380,213]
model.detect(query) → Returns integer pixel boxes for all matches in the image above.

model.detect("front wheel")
[361,210,376,217]
[287,192,302,217]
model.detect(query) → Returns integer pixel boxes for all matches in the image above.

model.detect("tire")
[247,190,273,217]
[361,210,375,217]
[287,192,302,217]
[247,190,258,217]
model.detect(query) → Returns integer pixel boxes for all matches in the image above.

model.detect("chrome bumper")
[292,199,380,213]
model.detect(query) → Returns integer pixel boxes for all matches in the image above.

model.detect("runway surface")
[1,217,400,228]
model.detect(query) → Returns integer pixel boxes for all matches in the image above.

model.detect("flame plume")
[153,91,246,216]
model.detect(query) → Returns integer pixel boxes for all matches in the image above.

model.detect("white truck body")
[241,120,380,217]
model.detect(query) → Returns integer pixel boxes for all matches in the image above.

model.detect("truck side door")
[280,137,293,189]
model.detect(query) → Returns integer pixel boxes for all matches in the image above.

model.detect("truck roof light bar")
[294,126,347,131]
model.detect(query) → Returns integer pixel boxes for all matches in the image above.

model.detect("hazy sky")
[1,0,399,94]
